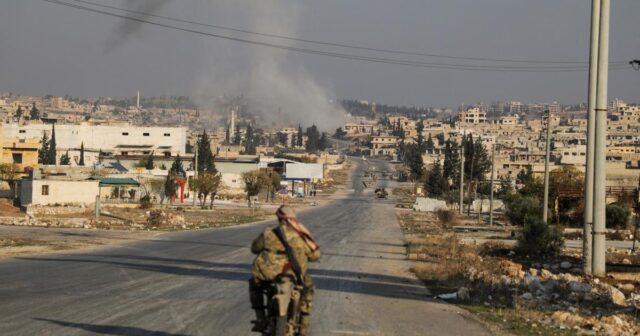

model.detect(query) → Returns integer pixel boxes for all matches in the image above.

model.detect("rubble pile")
[146,210,186,229]
[461,257,640,335]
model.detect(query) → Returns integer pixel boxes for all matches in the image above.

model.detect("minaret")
[229,110,236,140]
[136,91,140,109]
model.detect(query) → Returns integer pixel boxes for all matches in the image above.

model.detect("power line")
[68,0,628,66]
[44,0,630,72]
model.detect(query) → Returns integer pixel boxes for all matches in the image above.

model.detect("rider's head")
[276,205,296,225]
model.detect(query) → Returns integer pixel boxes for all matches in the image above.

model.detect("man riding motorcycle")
[249,205,321,335]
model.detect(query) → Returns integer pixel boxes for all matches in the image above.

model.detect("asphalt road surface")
[0,159,490,336]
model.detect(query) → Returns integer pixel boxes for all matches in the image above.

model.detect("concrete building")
[459,108,487,125]
[371,135,398,156]
[2,122,187,158]
[343,123,374,135]
[0,135,39,170]
[21,178,99,206]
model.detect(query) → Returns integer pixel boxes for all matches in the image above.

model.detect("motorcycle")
[262,275,304,336]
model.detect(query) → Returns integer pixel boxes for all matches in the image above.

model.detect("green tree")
[305,125,321,152]
[60,151,71,165]
[442,140,460,187]
[402,143,424,180]
[334,127,346,140]
[425,160,446,198]
[15,106,23,119]
[517,166,535,186]
[38,132,50,164]
[297,124,303,147]
[79,142,85,166]
[425,134,435,153]
[242,170,268,207]
[416,120,425,150]
[144,152,155,170]
[29,102,40,120]
[244,124,256,155]
[190,173,222,209]
[233,128,241,145]
[47,125,57,165]
[164,174,177,201]
[506,195,543,226]
[517,215,564,256]
[196,130,217,174]
[606,203,630,229]
[169,155,186,177]
[277,132,288,147]
[318,133,329,151]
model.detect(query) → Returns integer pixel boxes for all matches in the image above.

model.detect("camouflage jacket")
[251,225,321,282]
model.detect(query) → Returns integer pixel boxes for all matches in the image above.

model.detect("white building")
[2,122,187,160]
[21,178,99,206]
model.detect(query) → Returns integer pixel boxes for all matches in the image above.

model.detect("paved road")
[0,159,490,336]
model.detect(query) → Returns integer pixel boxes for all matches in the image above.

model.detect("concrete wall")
[413,197,447,212]
[21,179,99,206]
[285,163,323,181]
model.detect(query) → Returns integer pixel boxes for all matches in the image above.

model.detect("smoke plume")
[105,0,171,51]
[195,0,346,131]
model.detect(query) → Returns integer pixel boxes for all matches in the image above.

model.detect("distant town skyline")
[1,0,638,110]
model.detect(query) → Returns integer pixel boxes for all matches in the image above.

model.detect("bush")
[505,195,543,226]
[139,195,152,209]
[436,209,460,227]
[606,203,630,229]
[517,215,564,256]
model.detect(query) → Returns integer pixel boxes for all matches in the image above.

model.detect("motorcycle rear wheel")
[275,316,288,336]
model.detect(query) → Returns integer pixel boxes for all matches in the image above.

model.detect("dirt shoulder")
[0,225,161,258]
[393,185,639,336]
[0,161,356,259]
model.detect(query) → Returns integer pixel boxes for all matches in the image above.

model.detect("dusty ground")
[0,162,355,258]
[0,225,160,258]
[397,208,640,336]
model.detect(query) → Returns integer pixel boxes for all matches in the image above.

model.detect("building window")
[164,133,170,137]
[42,185,49,196]
[12,153,22,164]
[122,132,129,136]
[19,130,26,134]
[143,133,150,136]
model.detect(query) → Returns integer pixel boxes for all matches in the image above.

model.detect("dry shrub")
[436,209,461,227]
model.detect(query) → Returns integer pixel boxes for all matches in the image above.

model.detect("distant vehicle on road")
[374,188,388,199]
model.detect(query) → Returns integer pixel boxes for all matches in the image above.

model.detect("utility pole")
[592,0,610,277]
[95,195,100,220]
[193,141,198,207]
[543,109,552,224]
[583,0,601,275]
[489,143,496,226]
[459,133,465,215]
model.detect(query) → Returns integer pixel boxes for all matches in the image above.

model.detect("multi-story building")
[459,108,487,125]
[2,122,187,160]
[371,135,398,156]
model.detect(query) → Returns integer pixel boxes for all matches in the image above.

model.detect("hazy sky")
[1,0,639,109]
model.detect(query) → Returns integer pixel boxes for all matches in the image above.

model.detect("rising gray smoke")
[105,0,171,51]
[195,0,346,131]
[105,0,345,131]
